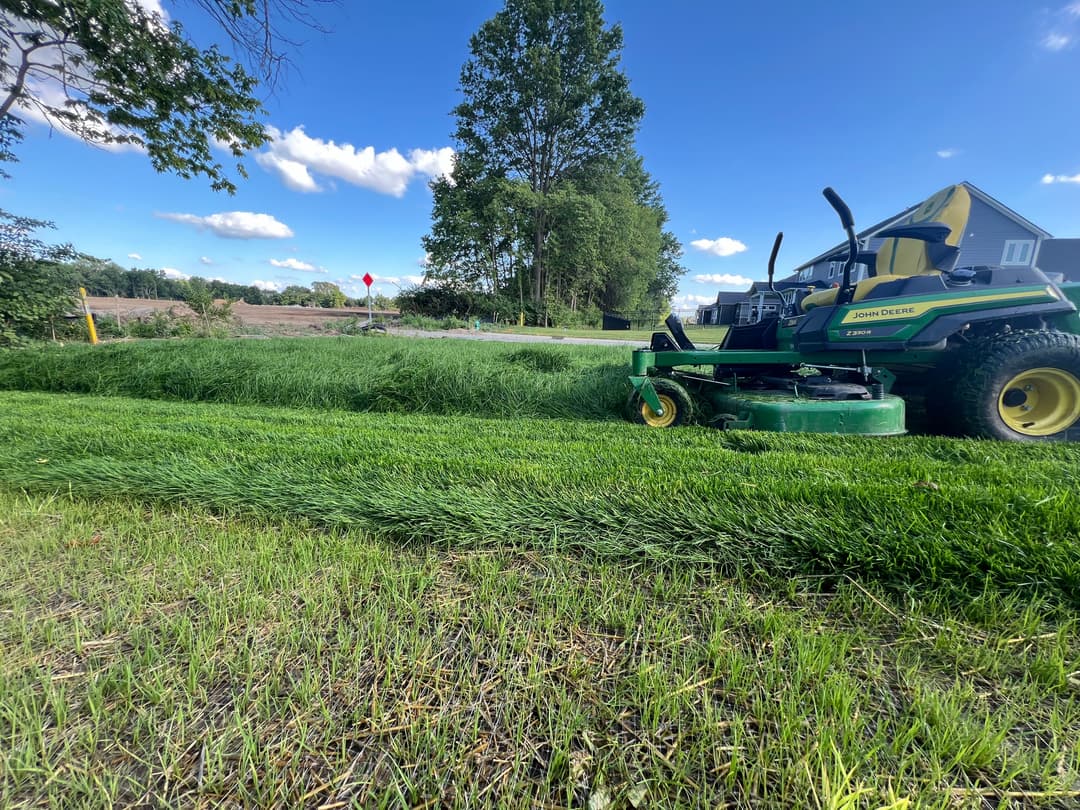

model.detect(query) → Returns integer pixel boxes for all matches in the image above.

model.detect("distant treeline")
[72,259,393,309]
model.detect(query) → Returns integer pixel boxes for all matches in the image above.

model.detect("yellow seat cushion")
[799,273,940,312]
[797,184,971,313]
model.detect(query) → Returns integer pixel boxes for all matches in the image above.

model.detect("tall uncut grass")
[3,391,1079,606]
[0,338,631,419]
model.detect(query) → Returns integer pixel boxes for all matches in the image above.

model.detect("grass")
[1,336,1078,806]
[1,391,1079,607]
[1,490,1077,808]
[0,337,632,420]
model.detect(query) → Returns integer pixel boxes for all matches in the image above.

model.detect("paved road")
[393,328,649,347]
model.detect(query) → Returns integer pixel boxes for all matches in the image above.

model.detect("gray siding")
[956,198,1040,267]
[1036,238,1080,282]
[787,197,1040,285]
[793,257,870,286]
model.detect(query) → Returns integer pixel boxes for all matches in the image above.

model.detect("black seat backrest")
[665,314,697,350]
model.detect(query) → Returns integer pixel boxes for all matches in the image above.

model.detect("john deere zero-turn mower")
[627,186,1080,441]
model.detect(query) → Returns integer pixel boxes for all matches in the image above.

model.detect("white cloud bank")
[690,237,748,257]
[270,257,324,273]
[161,267,189,280]
[693,273,755,289]
[257,126,455,196]
[252,280,285,292]
[157,211,294,239]
[671,294,716,308]
[1042,172,1080,184]
[127,252,142,260]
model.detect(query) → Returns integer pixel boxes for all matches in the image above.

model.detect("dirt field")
[82,297,663,345]
[86,297,394,333]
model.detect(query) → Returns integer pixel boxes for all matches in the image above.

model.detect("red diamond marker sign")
[362,272,374,288]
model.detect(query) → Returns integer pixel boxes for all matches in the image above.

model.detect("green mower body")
[628,187,1080,441]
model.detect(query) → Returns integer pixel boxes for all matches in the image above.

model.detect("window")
[1001,240,1034,266]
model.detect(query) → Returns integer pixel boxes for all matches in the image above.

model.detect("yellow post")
[518,311,525,327]
[79,287,99,345]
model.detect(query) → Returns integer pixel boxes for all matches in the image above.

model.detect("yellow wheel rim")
[641,394,678,427]
[997,367,1080,436]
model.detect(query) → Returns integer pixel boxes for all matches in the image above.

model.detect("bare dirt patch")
[86,297,394,334]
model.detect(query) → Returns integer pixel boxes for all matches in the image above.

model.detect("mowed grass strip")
[2,391,1079,606]
[1,492,1078,808]
[0,337,631,419]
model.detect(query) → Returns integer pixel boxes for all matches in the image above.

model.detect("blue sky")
[6,0,1080,310]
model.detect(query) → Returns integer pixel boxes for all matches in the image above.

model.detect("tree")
[453,0,645,303]
[279,284,314,306]
[0,211,77,344]
[0,0,332,192]
[311,280,345,308]
[423,169,526,297]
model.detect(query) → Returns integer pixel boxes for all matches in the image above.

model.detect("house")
[695,181,1077,326]
[1034,239,1080,282]
[696,280,805,325]
[785,182,1051,288]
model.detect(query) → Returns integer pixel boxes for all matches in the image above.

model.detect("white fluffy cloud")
[252,280,285,292]
[256,154,320,192]
[1043,32,1071,50]
[127,252,142,260]
[161,267,189,280]
[199,256,214,265]
[690,237,748,257]
[405,275,426,286]
[270,257,324,272]
[1042,172,1080,184]
[693,273,754,289]
[257,126,454,197]
[408,147,455,180]
[671,294,716,308]
[157,211,294,239]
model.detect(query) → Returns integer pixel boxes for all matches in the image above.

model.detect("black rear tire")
[948,330,1080,441]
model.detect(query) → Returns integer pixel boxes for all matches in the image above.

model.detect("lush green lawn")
[1,391,1079,605]
[2,490,1078,809]
[0,334,1078,807]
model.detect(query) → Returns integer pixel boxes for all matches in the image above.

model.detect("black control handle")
[822,187,854,229]
[767,232,782,293]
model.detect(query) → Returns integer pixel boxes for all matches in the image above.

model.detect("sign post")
[79,287,99,345]
[362,272,374,325]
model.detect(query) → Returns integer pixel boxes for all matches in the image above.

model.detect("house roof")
[789,181,1053,273]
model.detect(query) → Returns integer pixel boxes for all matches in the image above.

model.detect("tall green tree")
[453,0,645,303]
[0,211,76,345]
[0,0,332,192]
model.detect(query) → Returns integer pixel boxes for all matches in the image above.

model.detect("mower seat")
[798,184,971,313]
[800,273,937,311]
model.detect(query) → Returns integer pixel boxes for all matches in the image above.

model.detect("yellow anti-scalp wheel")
[627,378,693,428]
